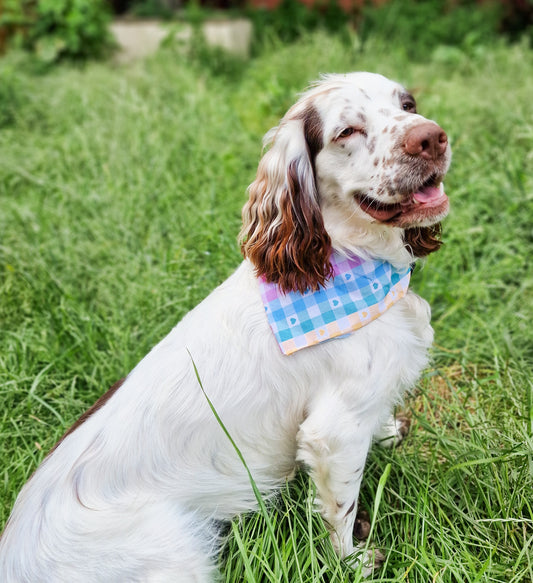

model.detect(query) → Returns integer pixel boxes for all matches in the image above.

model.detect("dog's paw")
[353,509,371,541]
[374,414,410,448]
[345,544,385,577]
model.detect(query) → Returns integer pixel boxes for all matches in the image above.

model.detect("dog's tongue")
[359,184,448,222]
[412,185,444,204]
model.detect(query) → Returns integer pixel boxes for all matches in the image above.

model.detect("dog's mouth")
[355,174,449,226]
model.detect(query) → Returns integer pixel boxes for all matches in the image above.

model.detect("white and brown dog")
[0,72,450,582]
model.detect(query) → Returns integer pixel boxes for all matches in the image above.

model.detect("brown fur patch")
[242,158,332,294]
[241,107,333,293]
[403,224,443,257]
[302,105,323,164]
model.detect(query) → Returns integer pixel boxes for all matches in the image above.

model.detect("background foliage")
[0,3,532,582]
[0,0,113,63]
[1,0,533,64]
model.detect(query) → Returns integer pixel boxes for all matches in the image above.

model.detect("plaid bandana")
[259,252,411,355]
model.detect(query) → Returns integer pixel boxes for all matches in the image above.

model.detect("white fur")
[0,72,450,582]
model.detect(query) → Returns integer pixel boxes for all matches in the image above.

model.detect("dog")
[0,72,450,582]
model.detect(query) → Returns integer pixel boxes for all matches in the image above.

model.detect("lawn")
[1,29,532,582]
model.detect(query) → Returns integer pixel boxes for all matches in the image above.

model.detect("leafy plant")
[1,0,113,64]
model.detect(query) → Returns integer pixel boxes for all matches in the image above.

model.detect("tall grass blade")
[187,349,288,583]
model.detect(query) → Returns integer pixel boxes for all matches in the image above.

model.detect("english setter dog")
[0,72,450,582]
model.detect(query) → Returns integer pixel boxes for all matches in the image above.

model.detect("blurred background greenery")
[0,0,532,64]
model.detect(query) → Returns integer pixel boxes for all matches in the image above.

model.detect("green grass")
[1,31,532,582]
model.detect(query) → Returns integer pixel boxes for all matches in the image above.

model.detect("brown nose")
[403,122,448,160]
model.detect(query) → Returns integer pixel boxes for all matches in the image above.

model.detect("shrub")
[1,0,113,64]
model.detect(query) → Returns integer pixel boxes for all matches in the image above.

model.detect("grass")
[1,30,532,582]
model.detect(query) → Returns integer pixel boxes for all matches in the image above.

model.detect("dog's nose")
[403,123,448,160]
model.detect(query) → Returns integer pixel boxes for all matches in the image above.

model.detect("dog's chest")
[286,289,434,405]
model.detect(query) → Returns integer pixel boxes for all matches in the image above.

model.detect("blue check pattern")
[259,252,411,355]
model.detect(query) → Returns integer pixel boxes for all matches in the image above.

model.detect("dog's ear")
[403,224,443,257]
[240,115,332,294]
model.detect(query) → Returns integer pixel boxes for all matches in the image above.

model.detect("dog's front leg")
[296,392,375,562]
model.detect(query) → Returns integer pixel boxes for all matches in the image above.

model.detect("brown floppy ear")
[403,224,443,257]
[240,114,332,294]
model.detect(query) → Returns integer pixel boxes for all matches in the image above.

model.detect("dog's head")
[240,72,451,293]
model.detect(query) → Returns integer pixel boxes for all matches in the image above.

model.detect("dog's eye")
[337,127,366,140]
[339,127,355,138]
[402,101,417,113]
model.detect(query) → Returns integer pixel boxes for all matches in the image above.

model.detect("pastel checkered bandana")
[259,252,411,355]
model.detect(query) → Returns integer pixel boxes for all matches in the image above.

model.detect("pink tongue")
[413,186,443,203]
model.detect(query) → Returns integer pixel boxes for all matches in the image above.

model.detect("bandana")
[259,252,411,355]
